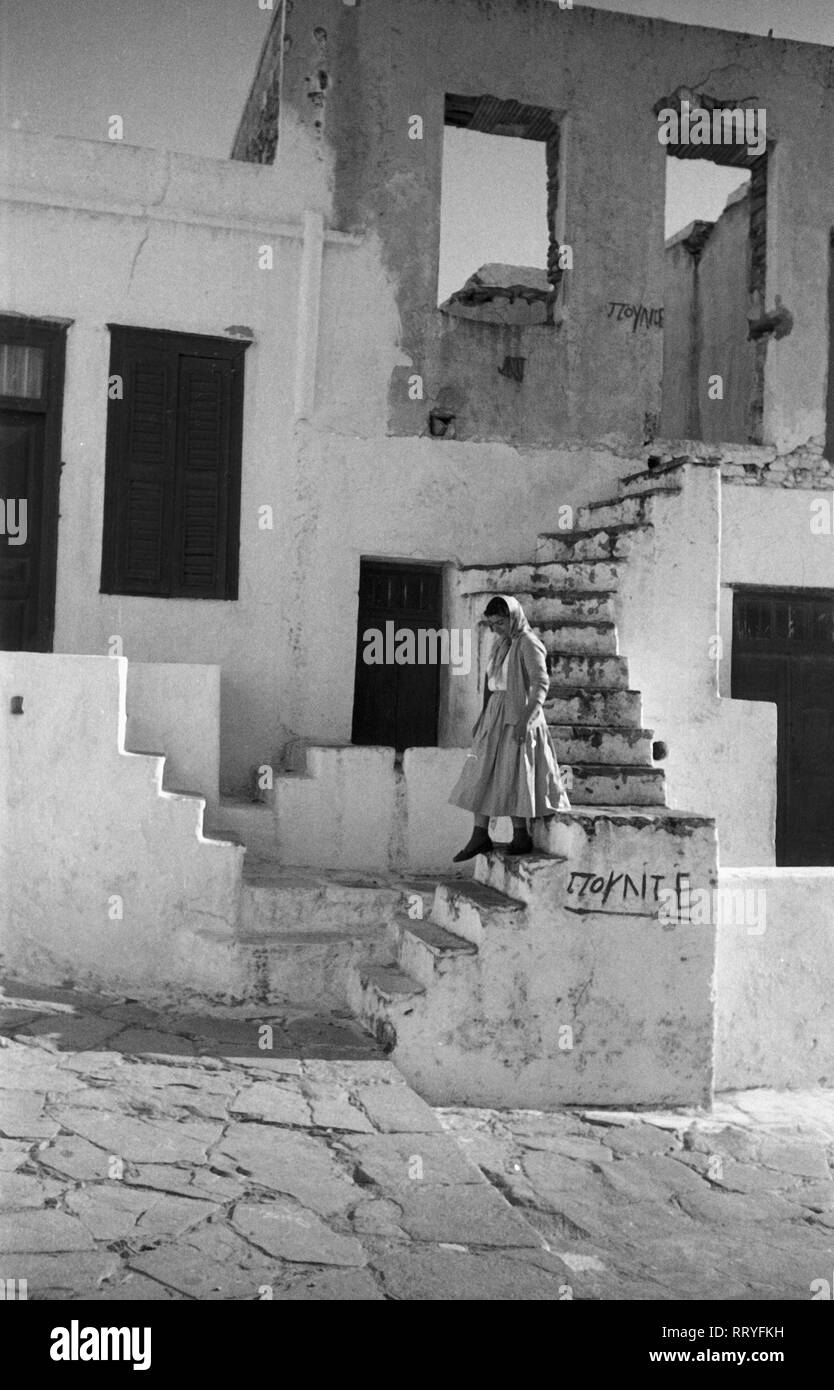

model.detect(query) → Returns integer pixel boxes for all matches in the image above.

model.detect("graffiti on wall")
[565,868,690,917]
[607,302,664,332]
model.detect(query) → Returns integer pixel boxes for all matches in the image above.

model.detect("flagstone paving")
[0,980,832,1300]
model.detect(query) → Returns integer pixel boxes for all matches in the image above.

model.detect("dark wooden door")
[0,319,67,651]
[352,561,442,752]
[732,590,834,865]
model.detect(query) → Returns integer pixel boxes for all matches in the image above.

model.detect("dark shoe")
[453,829,493,862]
[505,827,533,855]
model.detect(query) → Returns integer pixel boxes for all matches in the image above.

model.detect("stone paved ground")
[1,979,832,1300]
[439,1093,834,1300]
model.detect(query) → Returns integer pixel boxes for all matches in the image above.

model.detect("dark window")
[101,326,249,599]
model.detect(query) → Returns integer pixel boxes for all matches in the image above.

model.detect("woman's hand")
[513,718,530,745]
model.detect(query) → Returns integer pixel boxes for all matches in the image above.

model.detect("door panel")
[0,413,45,649]
[0,318,66,651]
[352,562,442,752]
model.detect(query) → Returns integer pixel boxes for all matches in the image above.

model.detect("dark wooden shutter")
[102,336,176,596]
[171,356,233,598]
[101,328,245,599]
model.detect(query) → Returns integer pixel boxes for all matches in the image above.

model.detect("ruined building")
[2,0,833,1106]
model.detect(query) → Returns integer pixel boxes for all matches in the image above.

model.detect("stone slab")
[232,1199,367,1267]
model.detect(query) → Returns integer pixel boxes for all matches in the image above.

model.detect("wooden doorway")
[732,589,834,865]
[351,560,442,753]
[0,317,67,651]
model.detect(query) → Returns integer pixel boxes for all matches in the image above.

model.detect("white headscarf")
[485,594,533,682]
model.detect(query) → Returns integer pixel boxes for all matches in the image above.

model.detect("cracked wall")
[270,0,834,452]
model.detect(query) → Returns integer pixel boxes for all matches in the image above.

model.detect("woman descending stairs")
[348,464,720,1108]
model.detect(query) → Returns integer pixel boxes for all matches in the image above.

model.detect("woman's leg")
[507,815,532,855]
[453,814,493,862]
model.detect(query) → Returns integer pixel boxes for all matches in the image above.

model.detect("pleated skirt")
[448,690,571,819]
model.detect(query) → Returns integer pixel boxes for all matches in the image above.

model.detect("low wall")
[714,867,834,1090]
[0,653,242,1003]
[272,744,473,871]
[125,662,221,804]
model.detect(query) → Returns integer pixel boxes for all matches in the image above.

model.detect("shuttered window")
[100,326,248,599]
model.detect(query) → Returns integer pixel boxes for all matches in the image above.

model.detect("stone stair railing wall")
[343,458,726,1105]
[0,653,243,1006]
[609,459,775,868]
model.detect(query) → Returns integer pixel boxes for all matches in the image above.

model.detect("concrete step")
[532,804,716,865]
[458,560,621,597]
[431,877,527,947]
[536,524,649,565]
[566,763,666,806]
[475,850,568,907]
[239,859,409,936]
[390,914,478,989]
[233,928,393,1009]
[549,724,654,767]
[348,959,426,1053]
[545,686,643,726]
[618,461,686,496]
[534,620,618,656]
[512,589,616,625]
[547,653,628,689]
[204,797,276,857]
[463,587,616,625]
[574,488,677,531]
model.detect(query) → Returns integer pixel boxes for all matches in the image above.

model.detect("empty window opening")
[658,105,767,445]
[438,95,562,325]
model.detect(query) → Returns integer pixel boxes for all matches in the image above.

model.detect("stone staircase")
[347,464,721,1107]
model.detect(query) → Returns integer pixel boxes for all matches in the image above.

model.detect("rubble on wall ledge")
[645,439,832,489]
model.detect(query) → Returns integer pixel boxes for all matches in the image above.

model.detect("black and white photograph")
[0,0,832,1344]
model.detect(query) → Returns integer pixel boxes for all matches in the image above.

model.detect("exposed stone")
[675,1188,796,1224]
[303,1082,375,1132]
[17,1015,126,1049]
[38,1136,115,1182]
[0,1210,95,1253]
[229,1081,312,1127]
[50,1108,224,1164]
[57,1052,128,1075]
[600,1154,708,1202]
[376,1247,574,1301]
[232,1199,367,1266]
[0,1172,68,1208]
[339,1132,485,1190]
[0,1138,35,1170]
[755,1137,832,1180]
[0,1092,60,1139]
[350,1196,406,1238]
[394,1184,543,1248]
[0,1007,52,1030]
[603,1125,680,1156]
[353,1082,442,1133]
[106,1028,197,1056]
[219,1124,357,1216]
[125,1163,242,1202]
[519,1134,613,1163]
[3,1252,122,1299]
[64,1185,220,1242]
[129,1223,271,1299]
[87,1271,180,1300]
[272,1268,385,1299]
